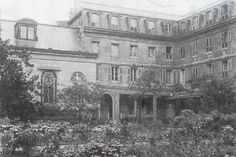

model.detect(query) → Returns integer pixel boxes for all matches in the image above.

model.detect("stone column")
[113,93,120,121]
[153,95,157,123]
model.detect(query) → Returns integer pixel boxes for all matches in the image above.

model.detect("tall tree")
[0,39,42,121]
[130,69,167,123]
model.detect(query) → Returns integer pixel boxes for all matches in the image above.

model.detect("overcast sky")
[0,0,223,24]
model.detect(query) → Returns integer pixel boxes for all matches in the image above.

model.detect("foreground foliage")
[0,109,236,157]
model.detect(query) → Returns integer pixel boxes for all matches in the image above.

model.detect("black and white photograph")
[0,0,236,156]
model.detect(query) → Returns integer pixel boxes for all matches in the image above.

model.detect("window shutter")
[170,70,174,83]
[108,66,112,81]
[219,62,222,72]
[177,70,181,83]
[87,12,91,26]
[228,30,231,41]
[126,17,130,30]
[212,63,215,72]
[107,15,110,29]
[228,59,232,70]
[173,70,176,83]
[96,64,100,81]
[162,70,166,83]
[127,67,131,82]
[144,19,148,33]
[103,66,108,82]
[119,67,123,83]
[137,68,142,79]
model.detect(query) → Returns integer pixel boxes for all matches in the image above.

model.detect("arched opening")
[100,94,113,121]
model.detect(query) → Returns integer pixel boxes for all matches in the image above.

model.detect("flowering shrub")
[1,110,236,157]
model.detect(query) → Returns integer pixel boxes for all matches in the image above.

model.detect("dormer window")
[130,19,138,32]
[147,21,155,33]
[165,23,172,36]
[91,13,100,27]
[180,22,186,34]
[15,18,37,41]
[221,4,229,20]
[192,16,199,31]
[111,16,119,29]
[206,11,213,25]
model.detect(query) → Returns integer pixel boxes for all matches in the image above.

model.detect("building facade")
[0,0,236,122]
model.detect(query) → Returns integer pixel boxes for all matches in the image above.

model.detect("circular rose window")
[42,72,55,86]
[71,72,85,84]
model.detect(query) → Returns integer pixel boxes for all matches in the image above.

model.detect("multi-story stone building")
[0,0,236,122]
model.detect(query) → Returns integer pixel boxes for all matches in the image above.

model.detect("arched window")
[42,71,57,103]
[71,72,86,84]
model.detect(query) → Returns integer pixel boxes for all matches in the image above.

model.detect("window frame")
[130,18,138,32]
[206,37,213,53]
[111,66,119,82]
[148,46,156,59]
[166,46,173,61]
[192,67,199,78]
[180,45,186,59]
[111,43,119,57]
[147,21,155,33]
[130,45,138,58]
[92,41,100,54]
[110,16,119,30]
[91,13,100,27]
[41,71,57,104]
[15,24,37,41]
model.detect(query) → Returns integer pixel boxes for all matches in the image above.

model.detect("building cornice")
[11,46,98,59]
[83,26,176,42]
[177,16,236,41]
[82,16,236,42]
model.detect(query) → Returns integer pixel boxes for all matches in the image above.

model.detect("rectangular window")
[220,60,232,78]
[180,45,186,59]
[91,13,100,27]
[221,31,231,48]
[147,21,155,32]
[111,67,118,81]
[162,69,172,84]
[206,63,214,79]
[165,23,172,36]
[166,46,173,60]
[192,41,198,57]
[92,41,100,53]
[111,43,119,57]
[131,68,137,82]
[192,67,198,78]
[130,45,138,57]
[111,16,119,29]
[206,11,213,25]
[206,37,212,52]
[173,70,181,84]
[130,19,138,32]
[18,25,36,40]
[148,47,156,59]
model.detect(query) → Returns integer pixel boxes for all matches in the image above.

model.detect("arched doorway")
[100,94,113,121]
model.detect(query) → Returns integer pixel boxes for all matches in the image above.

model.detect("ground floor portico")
[98,88,176,124]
